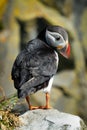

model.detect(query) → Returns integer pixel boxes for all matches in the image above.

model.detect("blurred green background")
[0,0,87,124]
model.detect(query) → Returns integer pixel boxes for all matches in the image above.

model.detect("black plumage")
[11,38,58,98]
[11,25,70,110]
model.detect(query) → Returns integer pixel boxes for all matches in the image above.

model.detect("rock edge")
[15,109,87,130]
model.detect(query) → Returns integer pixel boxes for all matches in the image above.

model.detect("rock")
[15,109,87,130]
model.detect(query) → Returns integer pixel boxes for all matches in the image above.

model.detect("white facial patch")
[46,30,67,48]
[45,30,55,46]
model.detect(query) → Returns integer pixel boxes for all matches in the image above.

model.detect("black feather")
[11,38,58,98]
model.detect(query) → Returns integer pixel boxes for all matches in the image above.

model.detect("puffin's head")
[45,25,70,58]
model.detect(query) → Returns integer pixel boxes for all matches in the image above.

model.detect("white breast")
[43,77,54,93]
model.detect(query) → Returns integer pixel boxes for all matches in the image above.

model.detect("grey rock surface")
[15,109,87,130]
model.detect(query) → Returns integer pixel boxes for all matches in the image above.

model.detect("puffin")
[11,25,70,110]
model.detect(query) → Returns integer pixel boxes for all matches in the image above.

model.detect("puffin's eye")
[56,37,60,40]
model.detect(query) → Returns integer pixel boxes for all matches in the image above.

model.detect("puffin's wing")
[11,49,28,80]
[11,49,31,90]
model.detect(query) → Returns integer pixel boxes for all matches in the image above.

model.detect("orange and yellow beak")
[59,43,70,58]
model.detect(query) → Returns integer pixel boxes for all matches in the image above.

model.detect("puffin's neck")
[37,27,47,43]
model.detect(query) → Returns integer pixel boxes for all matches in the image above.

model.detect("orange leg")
[26,93,52,110]
[39,92,52,109]
[26,96,39,110]
[45,92,51,109]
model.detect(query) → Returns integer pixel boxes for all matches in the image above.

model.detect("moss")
[0,94,21,129]
[0,94,18,110]
[0,110,20,130]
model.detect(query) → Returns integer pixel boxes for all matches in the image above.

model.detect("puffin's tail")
[18,76,49,98]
